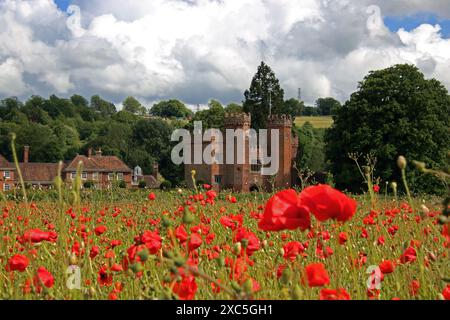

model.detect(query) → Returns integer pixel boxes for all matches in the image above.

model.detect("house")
[132,163,161,189]
[63,148,133,189]
[185,112,299,192]
[0,155,15,192]
[0,146,135,190]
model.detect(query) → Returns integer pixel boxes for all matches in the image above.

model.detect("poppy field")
[0,184,449,301]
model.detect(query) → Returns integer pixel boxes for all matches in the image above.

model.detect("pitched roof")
[19,163,62,184]
[0,155,14,169]
[65,155,131,172]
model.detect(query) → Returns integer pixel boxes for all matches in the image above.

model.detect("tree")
[296,122,326,172]
[243,61,285,130]
[225,103,243,113]
[123,96,146,115]
[90,95,117,117]
[150,99,193,119]
[302,106,320,116]
[278,98,305,119]
[15,123,64,162]
[191,100,225,129]
[325,64,450,194]
[316,97,341,116]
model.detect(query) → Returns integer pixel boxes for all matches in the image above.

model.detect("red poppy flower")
[442,284,450,300]
[283,241,304,262]
[304,263,330,287]
[20,229,58,244]
[319,288,351,300]
[34,266,55,289]
[338,232,348,245]
[373,185,380,193]
[148,192,156,200]
[400,246,417,264]
[95,225,107,236]
[141,230,162,254]
[90,246,100,259]
[172,275,197,300]
[175,225,188,244]
[98,266,113,286]
[234,228,260,256]
[6,254,29,272]
[409,280,420,296]
[299,184,357,222]
[379,260,395,274]
[188,233,203,251]
[258,189,311,231]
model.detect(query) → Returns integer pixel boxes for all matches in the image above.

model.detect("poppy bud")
[279,248,285,256]
[390,181,397,192]
[243,279,253,295]
[291,285,303,300]
[233,242,242,255]
[412,160,426,172]
[217,256,225,267]
[162,216,172,228]
[69,253,78,265]
[397,156,407,170]
[130,263,143,274]
[241,238,249,249]
[182,211,195,225]
[137,249,149,262]
[170,265,179,275]
[230,281,241,293]
[163,250,174,259]
[281,267,291,285]
[89,286,96,297]
[174,257,186,267]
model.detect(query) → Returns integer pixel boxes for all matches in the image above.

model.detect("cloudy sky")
[1,0,450,109]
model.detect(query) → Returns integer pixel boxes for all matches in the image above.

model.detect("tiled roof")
[65,155,131,172]
[0,155,14,169]
[19,163,62,184]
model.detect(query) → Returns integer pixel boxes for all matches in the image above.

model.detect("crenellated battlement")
[267,114,292,127]
[224,112,251,128]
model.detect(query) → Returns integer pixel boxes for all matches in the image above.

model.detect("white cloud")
[0,0,449,107]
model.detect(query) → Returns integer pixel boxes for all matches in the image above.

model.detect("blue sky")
[384,13,450,38]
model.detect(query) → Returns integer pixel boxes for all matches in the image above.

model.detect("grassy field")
[295,116,333,128]
[0,185,448,300]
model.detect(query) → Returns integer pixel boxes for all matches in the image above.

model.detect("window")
[3,183,10,191]
[117,173,124,180]
[108,173,114,181]
[81,172,87,180]
[92,172,99,181]
[3,171,10,179]
[70,172,76,180]
[251,161,262,173]
[214,175,222,184]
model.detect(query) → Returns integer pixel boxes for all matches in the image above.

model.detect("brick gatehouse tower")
[185,113,298,192]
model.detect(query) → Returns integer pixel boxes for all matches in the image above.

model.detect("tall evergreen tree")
[243,61,285,130]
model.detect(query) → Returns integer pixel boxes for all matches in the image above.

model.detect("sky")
[1,0,450,109]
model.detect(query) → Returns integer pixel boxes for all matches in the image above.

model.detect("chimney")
[152,163,159,179]
[95,148,102,157]
[88,148,92,158]
[24,146,29,163]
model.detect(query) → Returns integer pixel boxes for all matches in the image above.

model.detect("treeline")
[0,94,188,185]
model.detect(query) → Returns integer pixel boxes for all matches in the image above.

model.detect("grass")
[0,187,448,300]
[295,116,333,128]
